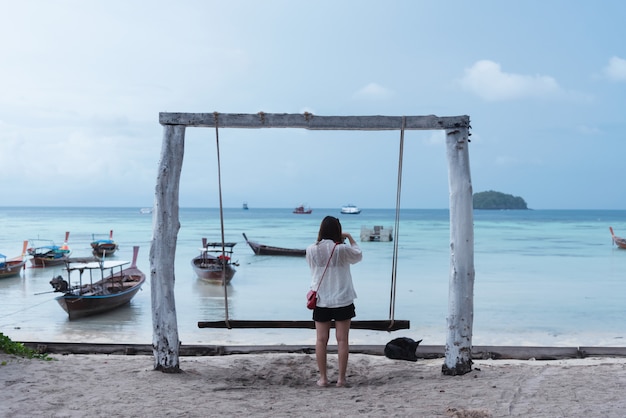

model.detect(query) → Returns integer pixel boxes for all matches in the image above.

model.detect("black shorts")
[313,303,356,322]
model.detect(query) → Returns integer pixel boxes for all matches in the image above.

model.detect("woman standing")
[306,216,363,387]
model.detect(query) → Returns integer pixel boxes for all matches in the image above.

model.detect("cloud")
[353,83,394,100]
[424,131,446,146]
[576,125,603,135]
[459,60,561,101]
[494,155,543,167]
[603,56,626,81]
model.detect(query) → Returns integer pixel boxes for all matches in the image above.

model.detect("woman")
[306,216,362,387]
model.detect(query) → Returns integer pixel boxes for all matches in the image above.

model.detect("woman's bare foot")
[316,378,329,387]
[336,379,348,387]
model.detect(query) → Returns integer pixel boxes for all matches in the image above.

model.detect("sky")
[1,0,625,210]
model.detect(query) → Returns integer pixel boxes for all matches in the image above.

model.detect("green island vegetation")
[473,190,528,210]
[0,332,53,364]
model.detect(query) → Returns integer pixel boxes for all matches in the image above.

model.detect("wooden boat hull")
[242,233,305,256]
[249,245,306,256]
[0,259,26,279]
[91,242,118,257]
[191,256,236,283]
[56,279,143,320]
[30,255,70,267]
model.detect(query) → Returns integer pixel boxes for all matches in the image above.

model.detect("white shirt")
[306,239,363,308]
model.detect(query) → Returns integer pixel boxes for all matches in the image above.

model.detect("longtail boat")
[242,233,306,256]
[28,231,71,267]
[609,227,626,249]
[0,241,28,279]
[49,246,145,319]
[191,238,237,283]
[91,230,119,257]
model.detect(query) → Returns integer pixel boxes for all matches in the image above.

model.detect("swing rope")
[388,116,405,329]
[214,112,231,328]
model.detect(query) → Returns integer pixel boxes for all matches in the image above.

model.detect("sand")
[2,352,626,417]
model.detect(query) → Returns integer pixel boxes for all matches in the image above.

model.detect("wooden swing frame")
[151,112,474,375]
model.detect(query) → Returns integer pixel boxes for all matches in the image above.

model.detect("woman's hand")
[342,232,356,244]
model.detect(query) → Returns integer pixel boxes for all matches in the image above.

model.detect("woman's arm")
[342,232,356,245]
[341,232,363,263]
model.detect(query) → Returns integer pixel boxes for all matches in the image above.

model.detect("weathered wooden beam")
[159,112,470,131]
[579,346,626,357]
[197,320,410,331]
[472,346,581,361]
[21,342,626,360]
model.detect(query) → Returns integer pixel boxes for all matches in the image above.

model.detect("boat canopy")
[92,239,115,244]
[66,260,130,271]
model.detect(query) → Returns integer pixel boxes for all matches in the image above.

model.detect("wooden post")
[150,124,185,373]
[442,127,475,375]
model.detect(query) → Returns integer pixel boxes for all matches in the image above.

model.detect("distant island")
[473,190,528,210]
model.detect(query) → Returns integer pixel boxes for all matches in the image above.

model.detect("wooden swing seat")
[198,319,410,331]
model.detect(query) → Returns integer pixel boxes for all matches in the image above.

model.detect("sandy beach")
[2,352,626,417]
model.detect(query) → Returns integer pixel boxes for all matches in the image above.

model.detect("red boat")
[293,204,312,214]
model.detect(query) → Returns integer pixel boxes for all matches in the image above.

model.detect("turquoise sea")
[1,206,626,348]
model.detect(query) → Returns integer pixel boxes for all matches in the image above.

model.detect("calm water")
[1,207,626,347]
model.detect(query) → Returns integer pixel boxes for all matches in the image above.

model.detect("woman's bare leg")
[334,319,351,387]
[315,321,331,386]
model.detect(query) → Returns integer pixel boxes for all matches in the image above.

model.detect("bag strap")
[314,243,338,292]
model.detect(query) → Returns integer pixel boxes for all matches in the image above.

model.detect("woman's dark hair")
[317,216,342,243]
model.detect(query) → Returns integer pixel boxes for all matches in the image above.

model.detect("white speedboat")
[340,204,361,214]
